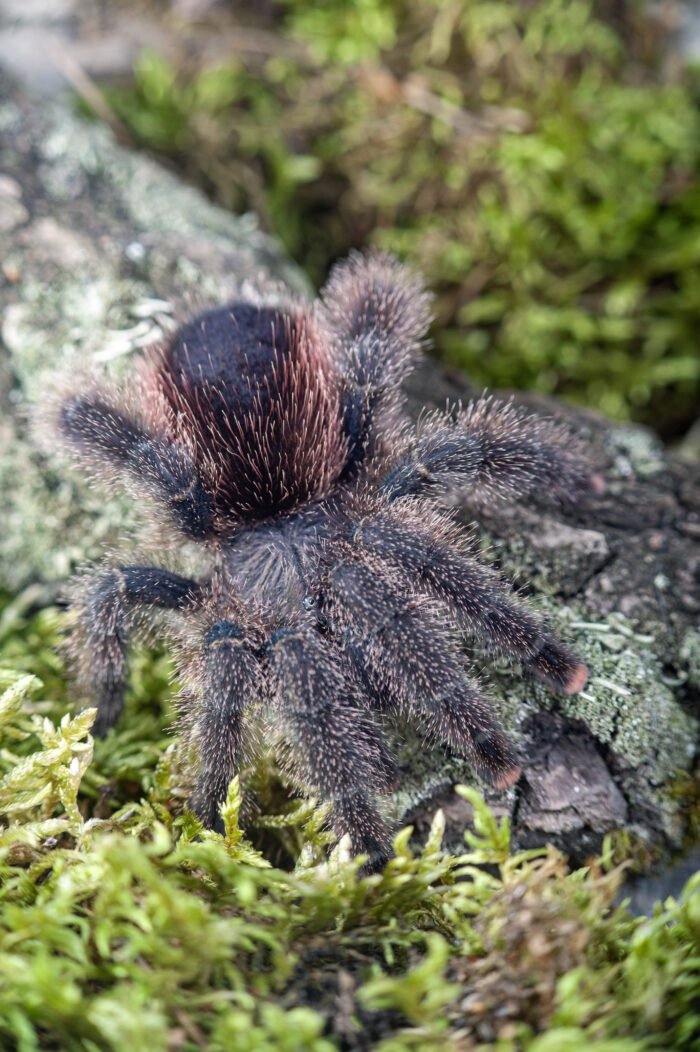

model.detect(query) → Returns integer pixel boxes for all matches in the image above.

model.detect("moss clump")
[0,593,699,1052]
[97,0,700,437]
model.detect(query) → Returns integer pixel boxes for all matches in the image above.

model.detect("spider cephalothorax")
[56,252,595,867]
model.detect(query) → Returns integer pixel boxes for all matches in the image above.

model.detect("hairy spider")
[55,251,595,867]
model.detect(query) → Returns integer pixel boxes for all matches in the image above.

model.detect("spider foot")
[335,793,393,873]
[490,759,522,790]
[431,690,522,791]
[527,636,588,695]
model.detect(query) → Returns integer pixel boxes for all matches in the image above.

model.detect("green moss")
[0,598,699,1052]
[95,0,700,437]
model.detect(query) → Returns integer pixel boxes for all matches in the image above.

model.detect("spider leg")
[381,396,599,506]
[82,566,201,735]
[317,251,432,475]
[324,556,521,790]
[352,508,587,694]
[188,618,261,831]
[58,394,214,538]
[267,624,396,867]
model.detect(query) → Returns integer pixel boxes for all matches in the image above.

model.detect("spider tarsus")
[491,764,522,791]
[382,397,592,506]
[590,472,607,496]
[320,250,431,477]
[434,689,521,790]
[192,795,226,835]
[526,635,588,695]
[91,680,125,737]
[59,395,143,462]
[337,792,394,870]
[59,394,216,538]
[268,626,398,849]
[563,662,589,695]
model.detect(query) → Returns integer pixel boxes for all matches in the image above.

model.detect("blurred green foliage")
[100,0,700,436]
[1,590,700,1049]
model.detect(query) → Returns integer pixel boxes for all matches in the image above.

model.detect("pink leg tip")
[590,472,606,495]
[492,765,521,791]
[564,663,588,695]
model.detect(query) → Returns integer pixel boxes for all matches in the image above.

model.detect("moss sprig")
[0,648,698,1050]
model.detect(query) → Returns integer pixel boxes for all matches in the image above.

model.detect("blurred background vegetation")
[89,0,700,439]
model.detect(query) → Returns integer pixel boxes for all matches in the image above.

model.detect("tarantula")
[55,251,594,866]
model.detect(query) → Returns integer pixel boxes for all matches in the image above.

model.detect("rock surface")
[1,74,698,862]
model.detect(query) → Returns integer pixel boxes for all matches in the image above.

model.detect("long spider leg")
[267,624,395,867]
[81,566,201,735]
[351,509,588,694]
[58,394,214,538]
[380,396,599,506]
[324,556,521,790]
[188,618,261,831]
[317,251,431,476]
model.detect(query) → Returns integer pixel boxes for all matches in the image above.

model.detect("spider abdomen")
[145,303,349,523]
[165,303,290,412]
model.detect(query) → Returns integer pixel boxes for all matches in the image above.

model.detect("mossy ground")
[1,595,699,1051]
[96,0,700,439]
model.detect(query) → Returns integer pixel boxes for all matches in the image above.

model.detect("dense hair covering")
[54,250,596,868]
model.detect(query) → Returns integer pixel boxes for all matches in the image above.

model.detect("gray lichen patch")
[473,511,610,596]
[0,173,28,232]
[0,436,129,592]
[34,102,308,296]
[2,273,155,392]
[604,424,667,480]
[553,608,696,779]
[680,628,700,691]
